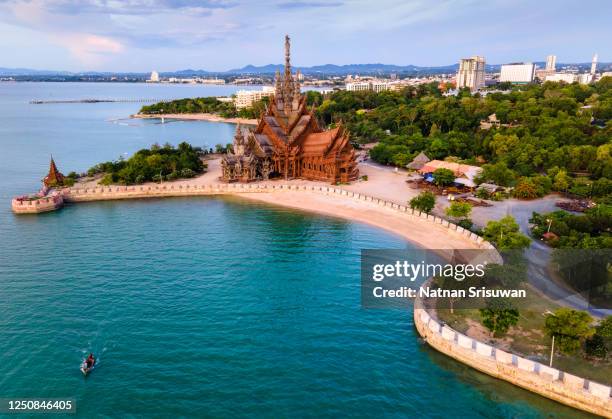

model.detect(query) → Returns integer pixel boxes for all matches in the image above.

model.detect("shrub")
[445,201,472,219]
[585,334,608,359]
[99,173,115,185]
[483,216,531,250]
[479,299,519,337]
[457,218,474,230]
[433,168,455,186]
[180,168,196,178]
[409,191,436,213]
[544,308,595,355]
[475,188,490,199]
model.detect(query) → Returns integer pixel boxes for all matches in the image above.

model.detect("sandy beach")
[132,113,257,125]
[238,191,480,251]
[73,157,481,251]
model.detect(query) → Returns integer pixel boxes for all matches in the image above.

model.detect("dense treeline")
[89,142,205,185]
[139,96,269,119]
[140,97,236,117]
[530,205,612,248]
[307,79,612,201]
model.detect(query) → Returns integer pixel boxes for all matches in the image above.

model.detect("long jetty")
[29,98,162,104]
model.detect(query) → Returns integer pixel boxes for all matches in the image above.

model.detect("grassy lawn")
[435,284,612,386]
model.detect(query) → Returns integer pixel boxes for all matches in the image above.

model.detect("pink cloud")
[52,33,125,67]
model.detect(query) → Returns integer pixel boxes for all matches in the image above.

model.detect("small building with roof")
[418,160,482,189]
[407,152,430,171]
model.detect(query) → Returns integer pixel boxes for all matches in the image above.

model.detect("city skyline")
[0,0,611,72]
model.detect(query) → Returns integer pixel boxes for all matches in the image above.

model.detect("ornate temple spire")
[235,123,246,145]
[43,155,65,187]
[274,69,282,98]
[49,156,59,175]
[233,123,246,156]
[282,34,295,113]
[284,34,291,80]
[292,69,301,110]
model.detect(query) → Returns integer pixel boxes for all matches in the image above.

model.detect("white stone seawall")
[47,182,496,251]
[413,287,612,417]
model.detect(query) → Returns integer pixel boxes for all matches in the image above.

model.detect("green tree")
[482,216,531,250]
[544,308,595,355]
[512,178,541,199]
[585,334,608,358]
[476,162,515,186]
[552,169,572,192]
[445,201,472,219]
[90,142,205,186]
[586,316,612,358]
[597,316,612,339]
[432,168,455,186]
[409,191,436,214]
[479,298,519,337]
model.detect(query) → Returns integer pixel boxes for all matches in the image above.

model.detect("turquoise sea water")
[0,83,590,417]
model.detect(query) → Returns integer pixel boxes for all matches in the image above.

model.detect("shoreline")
[20,182,488,252]
[234,190,484,252]
[132,113,257,125]
[414,283,612,417]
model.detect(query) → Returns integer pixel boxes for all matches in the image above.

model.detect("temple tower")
[43,156,65,187]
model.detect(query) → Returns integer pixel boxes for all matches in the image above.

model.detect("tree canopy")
[315,78,612,201]
[482,216,531,250]
[89,142,205,185]
[479,298,520,337]
[445,201,472,219]
[544,308,595,355]
[140,96,269,119]
[409,191,435,213]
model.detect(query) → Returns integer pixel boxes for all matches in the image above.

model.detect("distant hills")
[176,63,508,75]
[1,61,608,78]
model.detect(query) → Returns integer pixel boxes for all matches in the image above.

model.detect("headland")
[12,157,487,252]
[132,112,257,125]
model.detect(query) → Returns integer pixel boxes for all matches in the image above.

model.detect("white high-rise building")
[345,80,398,92]
[234,86,275,109]
[148,71,160,82]
[591,53,598,75]
[500,63,536,84]
[346,81,371,92]
[456,56,485,91]
[545,73,577,83]
[546,55,556,71]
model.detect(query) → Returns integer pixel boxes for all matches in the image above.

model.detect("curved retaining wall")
[11,194,64,214]
[413,291,612,417]
[50,182,496,251]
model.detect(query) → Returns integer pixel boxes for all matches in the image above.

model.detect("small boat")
[80,360,95,376]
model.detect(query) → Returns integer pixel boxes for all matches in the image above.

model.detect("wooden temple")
[43,156,65,187]
[222,35,358,184]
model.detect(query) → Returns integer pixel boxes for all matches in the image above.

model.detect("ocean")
[0,82,587,417]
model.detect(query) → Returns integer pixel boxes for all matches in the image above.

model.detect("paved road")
[469,196,611,318]
[355,160,610,317]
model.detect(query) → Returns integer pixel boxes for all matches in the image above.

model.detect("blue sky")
[0,0,610,72]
